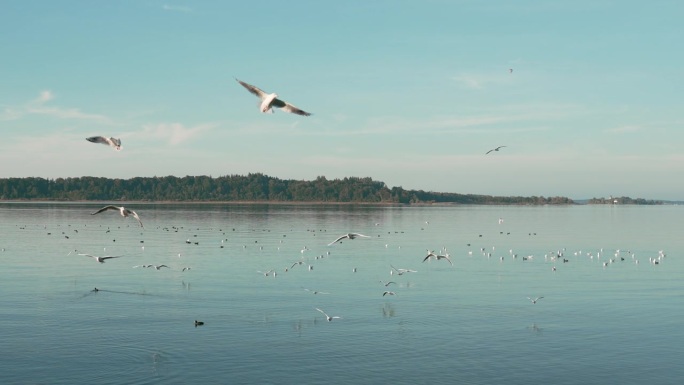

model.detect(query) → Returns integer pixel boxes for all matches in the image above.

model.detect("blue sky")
[1,0,683,200]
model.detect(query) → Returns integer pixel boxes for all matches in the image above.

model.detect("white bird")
[257,269,275,277]
[485,145,507,155]
[328,233,371,246]
[382,291,397,297]
[422,250,438,262]
[86,136,122,151]
[151,264,169,270]
[315,308,341,322]
[527,296,544,304]
[91,205,144,228]
[435,253,453,266]
[380,280,397,287]
[235,78,312,116]
[79,253,122,263]
[390,264,417,275]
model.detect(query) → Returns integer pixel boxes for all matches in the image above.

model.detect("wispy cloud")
[138,122,215,145]
[605,125,641,134]
[162,4,192,13]
[1,90,112,123]
[451,71,513,90]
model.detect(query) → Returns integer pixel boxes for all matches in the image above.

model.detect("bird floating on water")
[235,78,312,116]
[91,205,144,228]
[86,136,121,151]
[328,233,371,246]
[194,320,204,327]
[486,145,507,155]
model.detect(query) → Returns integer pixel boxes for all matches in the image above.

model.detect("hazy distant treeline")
[0,174,574,204]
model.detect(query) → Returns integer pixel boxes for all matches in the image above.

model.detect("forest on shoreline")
[0,174,576,205]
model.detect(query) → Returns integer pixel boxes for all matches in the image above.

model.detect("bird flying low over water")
[79,253,123,263]
[86,136,122,151]
[328,233,371,246]
[315,308,341,322]
[527,296,544,304]
[91,205,144,228]
[235,78,312,116]
[485,145,507,155]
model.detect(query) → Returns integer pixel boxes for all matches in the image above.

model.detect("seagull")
[382,291,397,297]
[151,264,169,270]
[79,253,122,263]
[390,264,417,275]
[509,68,513,74]
[86,136,122,151]
[304,288,329,295]
[315,308,341,322]
[485,145,507,155]
[380,280,397,287]
[434,253,453,266]
[527,296,544,304]
[422,250,438,262]
[235,78,312,116]
[91,205,144,228]
[257,269,275,277]
[328,233,371,246]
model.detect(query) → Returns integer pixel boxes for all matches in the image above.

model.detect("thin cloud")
[605,125,641,134]
[2,90,112,123]
[139,122,215,145]
[162,4,192,13]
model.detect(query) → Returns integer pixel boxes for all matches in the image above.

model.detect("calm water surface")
[1,203,682,384]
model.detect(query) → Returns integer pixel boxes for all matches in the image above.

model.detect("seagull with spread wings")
[91,205,144,228]
[315,308,341,322]
[485,145,507,155]
[327,233,371,246]
[235,78,312,116]
[79,253,123,263]
[86,136,122,151]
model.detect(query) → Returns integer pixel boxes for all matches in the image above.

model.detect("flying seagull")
[86,136,122,151]
[79,253,122,263]
[485,145,507,155]
[328,233,371,246]
[315,307,341,322]
[382,291,397,297]
[235,78,312,116]
[91,205,144,228]
[527,296,544,304]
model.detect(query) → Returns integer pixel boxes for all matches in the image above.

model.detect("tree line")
[0,174,575,204]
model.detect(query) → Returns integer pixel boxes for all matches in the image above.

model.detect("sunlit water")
[1,202,682,384]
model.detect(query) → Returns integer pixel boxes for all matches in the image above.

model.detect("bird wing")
[109,137,122,149]
[328,235,348,246]
[236,78,267,100]
[101,256,122,261]
[350,233,371,238]
[86,136,107,145]
[315,308,329,318]
[127,210,144,228]
[91,205,120,215]
[485,149,495,154]
[271,98,312,116]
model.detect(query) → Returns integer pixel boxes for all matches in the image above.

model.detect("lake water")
[1,202,682,385]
